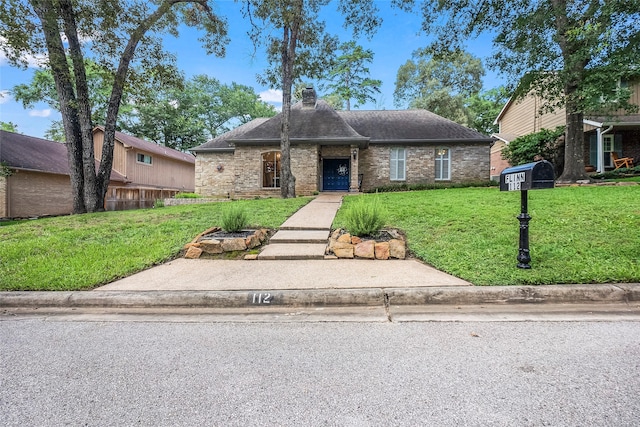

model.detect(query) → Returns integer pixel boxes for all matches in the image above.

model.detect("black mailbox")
[499,160,555,269]
[499,160,555,192]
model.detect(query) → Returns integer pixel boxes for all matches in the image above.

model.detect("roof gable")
[233,100,367,143]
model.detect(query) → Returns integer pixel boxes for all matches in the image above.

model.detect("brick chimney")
[302,87,317,109]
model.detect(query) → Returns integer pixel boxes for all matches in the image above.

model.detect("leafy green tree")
[11,57,163,140]
[242,0,381,198]
[324,41,381,110]
[397,0,640,183]
[129,75,276,150]
[0,122,18,132]
[394,49,484,126]
[465,86,509,135]
[0,0,228,213]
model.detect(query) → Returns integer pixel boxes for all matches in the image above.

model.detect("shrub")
[153,199,164,208]
[344,194,386,236]
[174,192,201,199]
[501,126,565,166]
[221,203,249,232]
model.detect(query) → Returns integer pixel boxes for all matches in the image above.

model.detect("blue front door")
[323,158,350,191]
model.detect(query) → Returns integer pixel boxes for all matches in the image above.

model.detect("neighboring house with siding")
[1,128,195,218]
[492,77,640,179]
[93,126,196,210]
[191,88,493,198]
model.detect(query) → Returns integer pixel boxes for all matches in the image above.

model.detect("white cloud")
[0,90,10,104]
[29,109,51,118]
[0,37,48,68]
[259,89,283,104]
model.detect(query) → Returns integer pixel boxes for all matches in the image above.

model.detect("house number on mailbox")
[503,172,526,191]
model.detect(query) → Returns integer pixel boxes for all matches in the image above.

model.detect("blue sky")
[0,0,504,139]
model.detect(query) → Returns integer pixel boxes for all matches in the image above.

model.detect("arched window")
[262,151,281,188]
[435,147,450,181]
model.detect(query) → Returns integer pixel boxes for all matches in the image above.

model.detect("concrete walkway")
[97,192,473,291]
[257,193,344,260]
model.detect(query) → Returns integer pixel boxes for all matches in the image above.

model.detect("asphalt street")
[2,319,639,426]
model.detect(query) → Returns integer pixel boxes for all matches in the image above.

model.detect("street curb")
[1,284,639,309]
[386,284,640,305]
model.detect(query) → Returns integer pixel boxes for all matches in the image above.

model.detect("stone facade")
[196,144,320,198]
[195,152,235,198]
[359,143,490,191]
[195,142,490,197]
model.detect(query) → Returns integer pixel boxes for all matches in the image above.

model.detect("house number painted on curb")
[252,293,272,304]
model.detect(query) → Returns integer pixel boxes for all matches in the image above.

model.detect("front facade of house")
[492,78,640,178]
[192,89,493,197]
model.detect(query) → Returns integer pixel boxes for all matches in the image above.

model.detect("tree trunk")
[31,0,86,213]
[557,95,590,183]
[95,0,184,211]
[58,0,101,211]
[279,1,302,199]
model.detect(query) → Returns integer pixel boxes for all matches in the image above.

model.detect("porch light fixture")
[352,149,357,160]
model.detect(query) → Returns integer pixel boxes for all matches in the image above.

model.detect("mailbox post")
[499,160,555,269]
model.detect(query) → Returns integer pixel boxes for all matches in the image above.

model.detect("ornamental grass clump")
[221,203,249,232]
[344,194,386,236]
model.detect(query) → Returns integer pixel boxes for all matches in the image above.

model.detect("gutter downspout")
[597,125,614,173]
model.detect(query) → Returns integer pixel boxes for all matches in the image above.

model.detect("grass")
[333,186,640,286]
[0,198,310,291]
[2,186,639,290]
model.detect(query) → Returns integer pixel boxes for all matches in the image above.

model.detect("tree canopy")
[128,75,276,150]
[0,0,228,213]
[397,0,640,182]
[324,41,381,111]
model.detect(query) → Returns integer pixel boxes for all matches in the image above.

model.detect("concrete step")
[269,230,329,244]
[257,243,327,260]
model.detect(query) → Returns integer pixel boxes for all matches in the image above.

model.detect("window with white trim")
[137,153,152,165]
[435,147,450,180]
[390,147,406,181]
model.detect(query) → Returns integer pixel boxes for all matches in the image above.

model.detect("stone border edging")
[1,284,638,309]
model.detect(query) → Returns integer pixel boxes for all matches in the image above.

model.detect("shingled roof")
[191,97,493,153]
[0,130,126,182]
[339,109,492,143]
[94,126,195,164]
[0,130,70,175]
[191,118,269,152]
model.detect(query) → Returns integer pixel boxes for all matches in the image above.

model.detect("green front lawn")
[0,198,310,291]
[334,185,640,286]
[1,185,638,291]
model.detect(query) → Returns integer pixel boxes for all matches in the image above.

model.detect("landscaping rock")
[185,246,203,259]
[245,234,261,249]
[389,239,406,259]
[222,238,247,252]
[351,236,362,245]
[199,239,223,254]
[244,254,259,260]
[337,233,352,243]
[354,240,375,259]
[375,242,390,260]
[333,242,354,259]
